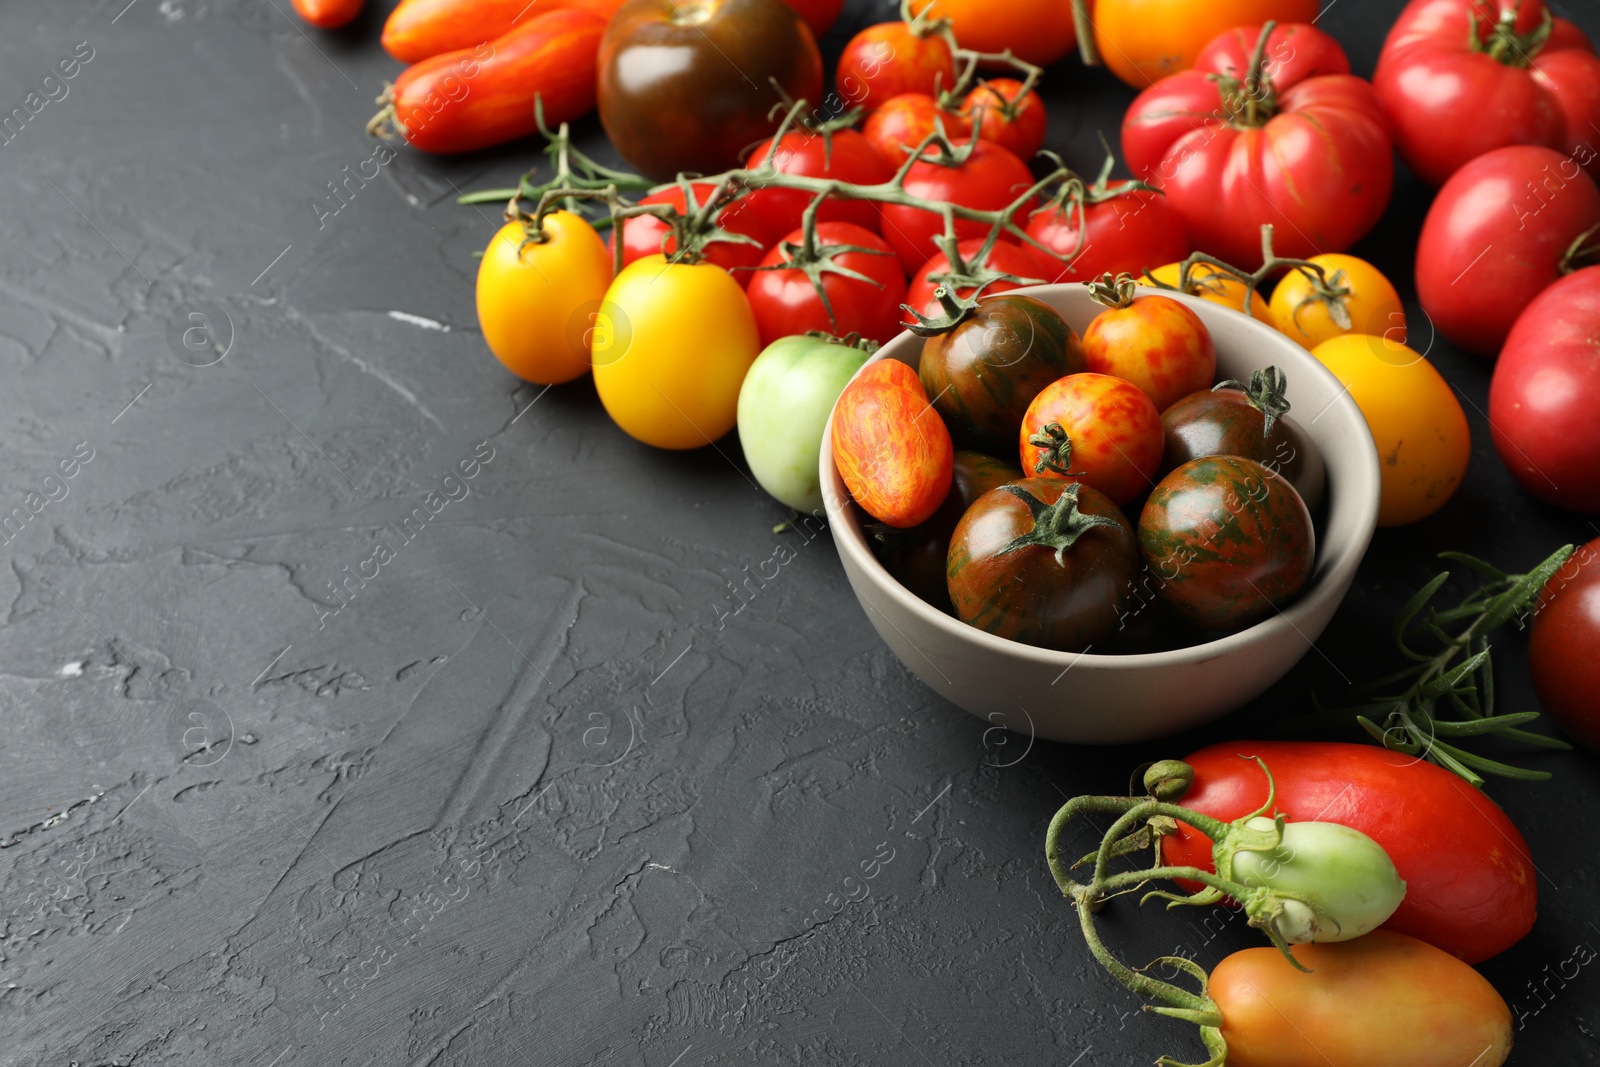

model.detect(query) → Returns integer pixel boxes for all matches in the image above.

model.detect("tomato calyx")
[1213,366,1292,438]
[1026,422,1085,478]
[900,0,953,41]
[1287,266,1355,330]
[992,482,1121,565]
[1559,222,1600,275]
[903,284,985,335]
[1471,5,1554,69]
[1086,271,1139,310]
[1145,224,1328,321]
[750,198,899,331]
[1207,19,1281,129]
[802,329,881,355]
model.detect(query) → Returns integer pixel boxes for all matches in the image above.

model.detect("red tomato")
[381,0,626,61]
[1163,741,1538,964]
[960,78,1047,161]
[1488,266,1600,508]
[1024,187,1190,284]
[902,239,1046,324]
[1192,21,1351,84]
[1530,538,1600,751]
[376,9,604,154]
[746,222,908,347]
[862,93,969,168]
[881,140,1037,273]
[837,22,955,112]
[831,363,954,527]
[1416,145,1600,356]
[610,184,771,285]
[293,0,362,28]
[1122,52,1392,267]
[779,0,844,38]
[912,0,1078,68]
[735,129,893,242]
[1374,0,1600,187]
[1082,291,1216,412]
[1019,373,1164,506]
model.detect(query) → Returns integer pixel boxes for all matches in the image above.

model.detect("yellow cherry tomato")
[592,255,760,450]
[1271,254,1406,350]
[476,213,612,385]
[1147,261,1275,325]
[1311,334,1471,527]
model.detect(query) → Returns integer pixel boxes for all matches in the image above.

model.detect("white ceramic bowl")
[819,283,1380,744]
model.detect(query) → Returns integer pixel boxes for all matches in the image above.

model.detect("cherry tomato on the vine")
[831,359,954,527]
[960,79,1047,161]
[476,214,612,386]
[1020,373,1164,507]
[1081,286,1216,413]
[735,129,894,242]
[881,140,1037,273]
[1269,254,1405,349]
[610,183,771,285]
[1147,262,1274,325]
[863,93,970,168]
[746,222,908,348]
[1025,187,1190,285]
[913,0,1078,67]
[837,21,955,112]
[902,239,1046,324]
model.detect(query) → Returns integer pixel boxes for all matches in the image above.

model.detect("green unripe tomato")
[1232,816,1407,944]
[737,335,872,513]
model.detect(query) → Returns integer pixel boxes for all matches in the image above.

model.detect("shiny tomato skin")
[1270,253,1406,348]
[831,367,953,527]
[1213,932,1512,1067]
[1138,455,1313,630]
[912,0,1077,68]
[1020,374,1164,507]
[1090,0,1320,89]
[1529,538,1600,751]
[611,184,770,283]
[1165,740,1538,964]
[1374,0,1600,187]
[1487,267,1600,510]
[779,0,844,37]
[919,295,1088,456]
[1082,293,1216,413]
[902,239,1046,324]
[293,0,363,29]
[381,0,627,60]
[880,450,1020,611]
[738,129,894,241]
[863,93,969,167]
[746,222,907,347]
[1536,47,1600,171]
[1024,189,1190,285]
[1192,21,1350,85]
[837,22,955,112]
[476,214,613,385]
[599,0,823,180]
[1416,145,1600,356]
[960,79,1047,160]
[946,478,1138,652]
[388,10,605,153]
[1161,390,1325,512]
[881,140,1037,274]
[1124,72,1393,268]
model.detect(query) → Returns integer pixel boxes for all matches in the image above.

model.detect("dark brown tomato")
[1138,456,1315,631]
[918,295,1086,457]
[1161,386,1326,513]
[879,450,1020,611]
[598,0,823,180]
[947,478,1138,652]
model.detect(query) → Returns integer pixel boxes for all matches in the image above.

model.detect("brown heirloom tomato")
[1138,455,1314,631]
[1020,373,1164,507]
[879,450,1019,611]
[1161,367,1326,512]
[947,479,1138,651]
[831,361,954,528]
[918,295,1087,457]
[598,0,823,180]
[1080,281,1216,413]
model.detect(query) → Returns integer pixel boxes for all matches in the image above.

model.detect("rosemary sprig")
[1307,545,1575,787]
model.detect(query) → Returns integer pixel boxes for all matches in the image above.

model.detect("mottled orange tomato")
[1081,281,1216,412]
[832,361,954,527]
[1020,373,1164,506]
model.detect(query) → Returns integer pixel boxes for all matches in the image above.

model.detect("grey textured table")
[3,1,1598,1064]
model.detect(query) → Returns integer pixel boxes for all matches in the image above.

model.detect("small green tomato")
[737,334,872,513]
[1231,816,1407,944]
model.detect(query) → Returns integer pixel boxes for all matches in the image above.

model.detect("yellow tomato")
[476,213,612,385]
[1311,335,1471,527]
[1271,254,1406,350]
[1086,0,1320,88]
[592,255,760,450]
[1147,261,1274,325]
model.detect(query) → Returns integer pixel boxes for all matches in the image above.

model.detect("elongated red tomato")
[1164,741,1537,963]
[293,0,362,29]
[1213,932,1512,1067]
[381,0,626,61]
[373,9,605,154]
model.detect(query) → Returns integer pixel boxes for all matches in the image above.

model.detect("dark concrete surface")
[2,1,1598,1064]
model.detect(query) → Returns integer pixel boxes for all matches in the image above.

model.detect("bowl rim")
[819,282,1382,671]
